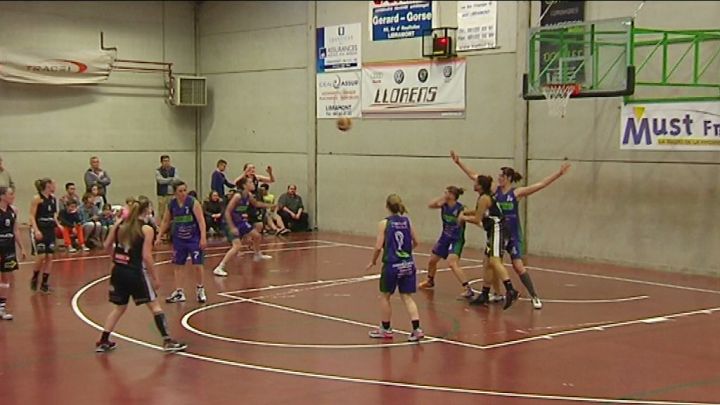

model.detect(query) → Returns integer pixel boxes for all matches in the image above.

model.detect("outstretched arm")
[450,150,479,182]
[460,197,488,226]
[428,195,446,209]
[256,166,275,184]
[515,162,571,198]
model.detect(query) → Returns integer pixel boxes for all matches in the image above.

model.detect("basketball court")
[0,233,717,404]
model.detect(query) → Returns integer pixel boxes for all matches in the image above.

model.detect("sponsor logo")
[25,59,88,73]
[417,68,428,83]
[394,69,405,84]
[443,65,453,78]
[373,86,438,105]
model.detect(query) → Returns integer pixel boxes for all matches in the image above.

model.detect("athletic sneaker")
[196,286,207,303]
[418,279,435,289]
[212,265,228,277]
[165,288,186,303]
[469,293,489,306]
[459,288,475,300]
[40,283,51,294]
[0,307,13,321]
[68,247,78,253]
[30,277,38,292]
[408,328,424,342]
[489,292,505,303]
[253,252,272,262]
[531,296,543,310]
[504,289,520,310]
[163,339,188,352]
[95,341,117,353]
[81,245,90,252]
[368,327,394,339]
[279,229,291,236]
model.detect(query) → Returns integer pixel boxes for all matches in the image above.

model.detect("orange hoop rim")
[541,83,582,96]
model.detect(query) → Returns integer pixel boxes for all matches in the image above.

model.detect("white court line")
[518,296,650,304]
[71,274,720,405]
[18,239,331,266]
[321,240,720,296]
[181,297,438,349]
[481,306,720,350]
[221,264,482,295]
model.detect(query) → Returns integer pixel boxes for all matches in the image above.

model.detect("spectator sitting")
[203,191,225,236]
[100,203,115,240]
[58,200,89,253]
[259,184,288,235]
[278,184,309,233]
[80,193,103,247]
[59,182,80,211]
[90,184,107,211]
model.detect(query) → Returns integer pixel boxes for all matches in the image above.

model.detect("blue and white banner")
[620,102,720,151]
[317,71,362,118]
[369,1,435,41]
[362,59,466,119]
[316,23,361,73]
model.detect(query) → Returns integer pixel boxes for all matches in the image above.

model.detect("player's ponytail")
[118,196,152,247]
[386,194,407,215]
[446,186,464,200]
[501,167,523,183]
[35,178,52,193]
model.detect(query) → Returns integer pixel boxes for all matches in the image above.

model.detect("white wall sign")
[620,102,720,151]
[457,1,497,51]
[0,47,116,84]
[316,23,361,73]
[362,59,466,119]
[317,71,362,118]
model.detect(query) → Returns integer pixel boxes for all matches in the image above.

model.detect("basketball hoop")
[541,83,580,118]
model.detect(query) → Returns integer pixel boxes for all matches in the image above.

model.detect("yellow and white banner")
[620,102,720,151]
[361,59,465,119]
[0,48,116,85]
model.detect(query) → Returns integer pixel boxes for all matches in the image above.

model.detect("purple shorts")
[431,234,465,259]
[172,240,204,265]
[380,260,417,294]
[226,220,254,242]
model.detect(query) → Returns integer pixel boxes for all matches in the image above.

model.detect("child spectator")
[59,200,89,253]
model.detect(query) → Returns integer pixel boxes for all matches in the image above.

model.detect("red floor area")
[2,232,719,405]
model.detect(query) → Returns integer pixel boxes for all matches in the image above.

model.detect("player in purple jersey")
[451,150,570,309]
[418,186,475,299]
[212,176,275,277]
[365,194,423,342]
[157,181,208,304]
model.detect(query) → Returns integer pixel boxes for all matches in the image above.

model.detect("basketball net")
[541,84,579,118]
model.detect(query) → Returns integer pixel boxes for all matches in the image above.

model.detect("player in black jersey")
[460,175,519,310]
[0,187,27,320]
[96,195,187,353]
[29,178,59,293]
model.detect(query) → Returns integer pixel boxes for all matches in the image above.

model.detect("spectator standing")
[0,157,14,189]
[84,156,111,199]
[277,184,309,232]
[211,159,235,199]
[155,155,181,228]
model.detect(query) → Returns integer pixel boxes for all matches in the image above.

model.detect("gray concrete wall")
[0,1,197,212]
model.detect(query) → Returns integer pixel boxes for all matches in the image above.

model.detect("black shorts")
[109,265,157,306]
[485,223,508,258]
[0,246,19,273]
[31,227,56,255]
[251,209,264,224]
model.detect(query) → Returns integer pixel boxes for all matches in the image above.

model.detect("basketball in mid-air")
[336,117,352,132]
